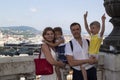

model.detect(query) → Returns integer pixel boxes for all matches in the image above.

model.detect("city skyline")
[0,0,113,35]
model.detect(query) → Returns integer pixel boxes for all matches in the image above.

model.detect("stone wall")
[0,56,35,80]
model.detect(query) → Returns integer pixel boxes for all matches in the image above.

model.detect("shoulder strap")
[69,40,73,51]
[86,39,90,46]
[69,39,89,51]
[38,44,42,59]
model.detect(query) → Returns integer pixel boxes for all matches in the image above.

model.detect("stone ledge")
[0,56,35,76]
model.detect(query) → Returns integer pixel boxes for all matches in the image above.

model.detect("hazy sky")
[0,0,113,35]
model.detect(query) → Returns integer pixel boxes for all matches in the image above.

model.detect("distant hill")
[0,26,40,37]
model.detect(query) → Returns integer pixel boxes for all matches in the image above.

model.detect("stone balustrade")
[97,52,120,80]
[0,53,117,80]
[0,56,35,80]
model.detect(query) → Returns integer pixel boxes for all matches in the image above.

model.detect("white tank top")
[41,48,57,60]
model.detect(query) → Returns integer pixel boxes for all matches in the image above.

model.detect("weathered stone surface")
[99,52,120,80]
[0,56,35,76]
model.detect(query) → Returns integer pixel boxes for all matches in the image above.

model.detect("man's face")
[71,25,81,38]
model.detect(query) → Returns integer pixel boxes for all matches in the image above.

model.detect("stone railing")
[0,53,109,80]
[97,51,120,80]
[0,56,35,80]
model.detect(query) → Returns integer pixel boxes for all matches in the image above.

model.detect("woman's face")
[44,30,55,42]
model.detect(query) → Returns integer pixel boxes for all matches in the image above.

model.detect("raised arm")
[100,14,106,37]
[84,11,91,35]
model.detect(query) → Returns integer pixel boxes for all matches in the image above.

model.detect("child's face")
[55,31,62,39]
[90,25,100,35]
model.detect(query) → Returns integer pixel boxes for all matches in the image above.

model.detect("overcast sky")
[0,0,113,35]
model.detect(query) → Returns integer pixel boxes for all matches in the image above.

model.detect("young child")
[43,27,66,80]
[84,11,106,58]
[80,11,106,80]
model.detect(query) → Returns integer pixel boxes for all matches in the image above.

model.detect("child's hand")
[42,39,46,42]
[89,55,96,59]
[89,56,97,64]
[42,39,48,43]
[84,11,88,19]
[59,38,64,43]
[58,61,66,68]
[101,14,106,22]
[42,39,45,42]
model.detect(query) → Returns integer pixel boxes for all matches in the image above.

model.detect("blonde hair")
[90,21,100,28]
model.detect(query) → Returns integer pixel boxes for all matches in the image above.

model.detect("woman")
[40,27,65,80]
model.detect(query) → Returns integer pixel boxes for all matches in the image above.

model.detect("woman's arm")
[41,43,65,67]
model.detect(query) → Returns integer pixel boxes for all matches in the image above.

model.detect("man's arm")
[100,14,106,37]
[84,11,91,35]
[66,55,97,67]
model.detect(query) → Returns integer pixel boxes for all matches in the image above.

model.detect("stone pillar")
[102,0,120,53]
[100,0,120,79]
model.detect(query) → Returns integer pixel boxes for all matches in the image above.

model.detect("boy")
[43,27,66,80]
[84,11,106,58]
[80,11,106,80]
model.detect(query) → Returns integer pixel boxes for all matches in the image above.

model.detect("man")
[65,22,97,80]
